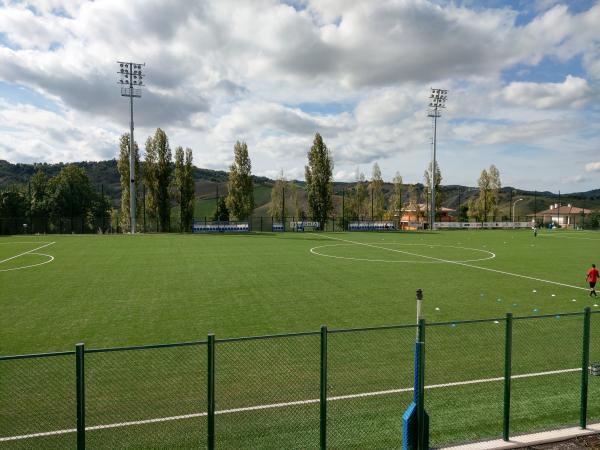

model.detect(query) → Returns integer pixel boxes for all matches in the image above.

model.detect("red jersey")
[587,268,599,283]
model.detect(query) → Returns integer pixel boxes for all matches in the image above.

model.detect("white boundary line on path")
[319,234,589,292]
[0,367,580,442]
[0,242,55,265]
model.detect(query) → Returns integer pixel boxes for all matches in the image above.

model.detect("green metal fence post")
[320,325,328,450]
[503,313,513,441]
[208,333,215,450]
[580,307,591,429]
[75,343,85,450]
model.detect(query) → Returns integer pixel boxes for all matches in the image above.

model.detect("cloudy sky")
[0,0,599,192]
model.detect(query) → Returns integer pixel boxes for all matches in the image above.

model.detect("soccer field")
[1,229,598,353]
[2,229,600,448]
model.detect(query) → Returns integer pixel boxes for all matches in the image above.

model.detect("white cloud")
[585,162,600,172]
[0,0,599,192]
[502,75,592,109]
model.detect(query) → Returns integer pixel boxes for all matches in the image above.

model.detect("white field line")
[0,242,55,265]
[0,242,54,245]
[320,234,589,291]
[0,367,580,442]
[539,234,600,241]
[0,253,54,273]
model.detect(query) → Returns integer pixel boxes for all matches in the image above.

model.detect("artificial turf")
[1,229,599,448]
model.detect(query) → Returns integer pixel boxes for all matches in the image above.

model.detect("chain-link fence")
[1,310,599,449]
[3,212,599,235]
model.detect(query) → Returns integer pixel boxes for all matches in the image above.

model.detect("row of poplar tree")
[268,134,503,225]
[117,128,195,232]
[268,132,439,224]
[118,128,256,232]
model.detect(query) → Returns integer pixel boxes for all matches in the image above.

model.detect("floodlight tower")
[117,61,145,233]
[427,88,447,230]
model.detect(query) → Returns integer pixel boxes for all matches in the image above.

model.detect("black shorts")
[590,281,597,288]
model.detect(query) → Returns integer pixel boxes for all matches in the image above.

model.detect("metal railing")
[1,309,599,449]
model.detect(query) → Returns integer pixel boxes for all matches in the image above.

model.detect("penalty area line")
[0,367,580,442]
[319,234,588,292]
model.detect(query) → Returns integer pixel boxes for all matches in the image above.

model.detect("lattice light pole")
[117,61,145,233]
[427,88,447,230]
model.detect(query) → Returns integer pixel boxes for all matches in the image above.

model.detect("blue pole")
[403,290,429,450]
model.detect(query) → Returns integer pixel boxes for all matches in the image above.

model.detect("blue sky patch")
[502,55,586,84]
[291,101,355,115]
[0,81,61,113]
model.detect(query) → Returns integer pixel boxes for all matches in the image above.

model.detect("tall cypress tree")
[226,141,254,220]
[268,170,286,221]
[153,128,172,231]
[391,171,403,220]
[175,146,195,231]
[369,162,384,219]
[143,135,158,225]
[305,133,333,228]
[183,148,195,230]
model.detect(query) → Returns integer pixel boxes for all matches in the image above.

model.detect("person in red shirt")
[587,264,599,297]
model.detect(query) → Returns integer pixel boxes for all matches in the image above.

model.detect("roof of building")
[526,205,592,216]
[402,203,454,213]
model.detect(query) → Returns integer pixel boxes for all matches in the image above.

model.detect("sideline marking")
[319,234,589,291]
[540,234,600,242]
[310,243,495,264]
[0,367,580,441]
[0,242,55,265]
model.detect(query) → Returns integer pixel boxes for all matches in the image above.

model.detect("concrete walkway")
[441,423,600,449]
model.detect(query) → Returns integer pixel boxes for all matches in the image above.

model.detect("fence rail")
[5,214,593,235]
[1,309,599,449]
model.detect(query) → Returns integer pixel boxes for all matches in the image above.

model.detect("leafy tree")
[183,148,195,230]
[90,191,111,232]
[476,166,501,221]
[368,162,385,219]
[175,147,196,231]
[476,169,490,220]
[0,185,27,218]
[117,134,141,232]
[143,135,158,224]
[268,171,286,221]
[288,181,302,219]
[350,171,367,219]
[488,164,501,220]
[226,141,254,220]
[47,164,94,224]
[459,204,469,221]
[305,133,333,228]
[424,161,443,221]
[213,196,230,221]
[148,128,172,231]
[468,197,479,221]
[390,171,403,220]
[407,184,421,221]
[30,169,50,218]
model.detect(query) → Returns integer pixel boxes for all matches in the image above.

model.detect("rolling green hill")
[1,159,599,218]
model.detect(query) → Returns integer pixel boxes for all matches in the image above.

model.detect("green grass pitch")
[1,229,599,448]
